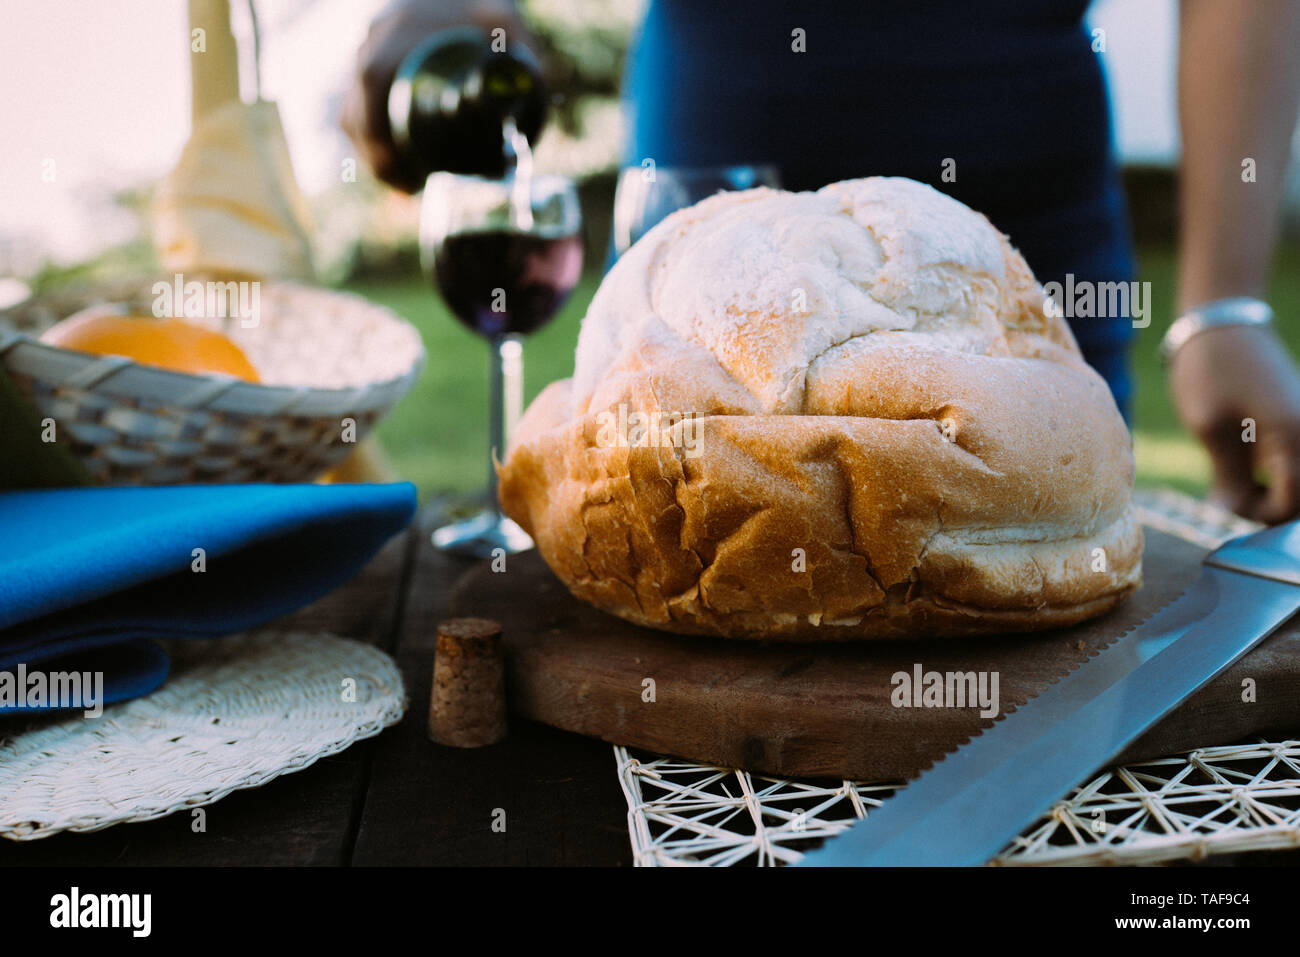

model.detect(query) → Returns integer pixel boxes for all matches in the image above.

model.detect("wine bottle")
[387,26,547,182]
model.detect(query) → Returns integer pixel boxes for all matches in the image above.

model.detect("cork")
[428,617,508,747]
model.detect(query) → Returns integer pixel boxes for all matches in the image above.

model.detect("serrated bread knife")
[798,520,1300,866]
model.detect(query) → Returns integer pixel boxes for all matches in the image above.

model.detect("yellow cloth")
[153,99,315,280]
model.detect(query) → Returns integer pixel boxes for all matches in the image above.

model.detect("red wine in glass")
[432,230,584,338]
[421,169,584,557]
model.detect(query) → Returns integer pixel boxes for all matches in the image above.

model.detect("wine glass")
[421,171,584,557]
[611,164,781,258]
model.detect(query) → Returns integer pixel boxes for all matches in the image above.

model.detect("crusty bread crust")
[499,178,1141,639]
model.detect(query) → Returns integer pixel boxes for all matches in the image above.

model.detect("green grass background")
[354,272,599,496]
[359,242,1300,501]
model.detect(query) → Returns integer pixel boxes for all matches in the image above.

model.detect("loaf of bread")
[499,177,1141,639]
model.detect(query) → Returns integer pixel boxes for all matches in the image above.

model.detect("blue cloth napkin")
[0,483,416,712]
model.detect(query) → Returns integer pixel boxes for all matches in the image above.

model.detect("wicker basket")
[0,282,424,485]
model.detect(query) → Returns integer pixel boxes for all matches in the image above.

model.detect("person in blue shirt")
[345,0,1300,524]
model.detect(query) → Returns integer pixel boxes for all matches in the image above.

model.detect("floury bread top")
[500,177,1141,640]
[576,178,1029,415]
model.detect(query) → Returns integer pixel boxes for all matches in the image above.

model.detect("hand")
[340,0,533,192]
[1170,322,1300,523]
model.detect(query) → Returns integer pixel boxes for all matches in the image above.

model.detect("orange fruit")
[41,312,260,382]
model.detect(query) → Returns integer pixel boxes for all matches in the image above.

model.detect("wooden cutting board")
[450,527,1300,781]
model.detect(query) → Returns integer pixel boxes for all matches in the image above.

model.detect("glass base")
[432,510,533,559]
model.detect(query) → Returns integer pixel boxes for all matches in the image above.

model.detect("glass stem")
[487,335,524,516]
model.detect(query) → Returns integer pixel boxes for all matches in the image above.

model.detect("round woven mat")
[0,631,405,841]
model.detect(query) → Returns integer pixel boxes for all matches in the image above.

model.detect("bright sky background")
[0,0,388,269]
[1,0,1288,273]
[1089,0,1180,162]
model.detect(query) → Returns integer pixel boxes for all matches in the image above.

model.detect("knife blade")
[798,520,1300,866]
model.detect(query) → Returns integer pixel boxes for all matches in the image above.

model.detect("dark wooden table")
[0,501,632,867]
[4,500,1298,868]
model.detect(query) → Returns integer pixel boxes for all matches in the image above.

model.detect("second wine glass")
[611,164,781,258]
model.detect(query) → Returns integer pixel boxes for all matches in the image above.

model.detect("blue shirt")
[624,0,1136,415]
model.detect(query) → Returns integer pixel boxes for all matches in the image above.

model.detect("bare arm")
[1170,0,1300,522]
[1177,0,1300,310]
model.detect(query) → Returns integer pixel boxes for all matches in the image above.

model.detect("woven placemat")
[617,488,1300,866]
[0,630,404,841]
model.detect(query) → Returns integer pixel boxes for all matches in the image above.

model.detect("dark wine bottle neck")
[389,28,548,181]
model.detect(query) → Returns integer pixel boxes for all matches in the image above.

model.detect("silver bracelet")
[1160,297,1274,364]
